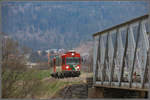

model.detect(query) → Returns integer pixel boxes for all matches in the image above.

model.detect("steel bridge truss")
[93,15,149,91]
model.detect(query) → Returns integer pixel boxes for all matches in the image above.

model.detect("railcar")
[51,50,81,78]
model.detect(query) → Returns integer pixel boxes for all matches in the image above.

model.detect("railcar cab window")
[66,57,80,65]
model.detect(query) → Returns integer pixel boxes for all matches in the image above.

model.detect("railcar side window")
[62,58,65,65]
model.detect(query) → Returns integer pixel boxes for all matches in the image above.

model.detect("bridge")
[92,14,149,92]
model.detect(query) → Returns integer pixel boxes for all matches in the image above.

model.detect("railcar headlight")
[72,53,74,56]
[76,66,79,69]
[66,66,69,69]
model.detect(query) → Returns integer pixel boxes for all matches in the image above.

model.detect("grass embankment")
[2,69,51,98]
[2,68,82,99]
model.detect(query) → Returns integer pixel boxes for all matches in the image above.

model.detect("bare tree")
[1,36,40,98]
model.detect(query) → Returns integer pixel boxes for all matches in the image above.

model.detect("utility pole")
[46,49,50,69]
[48,52,50,69]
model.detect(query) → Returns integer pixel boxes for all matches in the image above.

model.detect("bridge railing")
[93,14,149,91]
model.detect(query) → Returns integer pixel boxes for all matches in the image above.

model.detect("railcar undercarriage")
[51,71,80,78]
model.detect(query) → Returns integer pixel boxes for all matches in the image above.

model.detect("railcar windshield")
[66,57,80,65]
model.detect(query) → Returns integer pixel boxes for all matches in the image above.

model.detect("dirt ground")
[41,72,92,99]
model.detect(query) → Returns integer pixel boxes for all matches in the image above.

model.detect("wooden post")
[53,57,56,72]
[47,52,50,68]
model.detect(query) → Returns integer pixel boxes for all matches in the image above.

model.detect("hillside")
[1,1,148,50]
[75,40,93,56]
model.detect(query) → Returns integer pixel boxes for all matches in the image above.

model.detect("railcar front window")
[66,57,80,65]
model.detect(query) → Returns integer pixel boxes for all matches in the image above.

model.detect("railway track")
[63,86,72,98]
[58,84,88,98]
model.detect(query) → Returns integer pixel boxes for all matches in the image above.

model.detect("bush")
[1,37,42,98]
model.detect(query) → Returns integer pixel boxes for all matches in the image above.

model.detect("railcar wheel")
[64,72,67,77]
[56,72,59,78]
[60,73,64,78]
